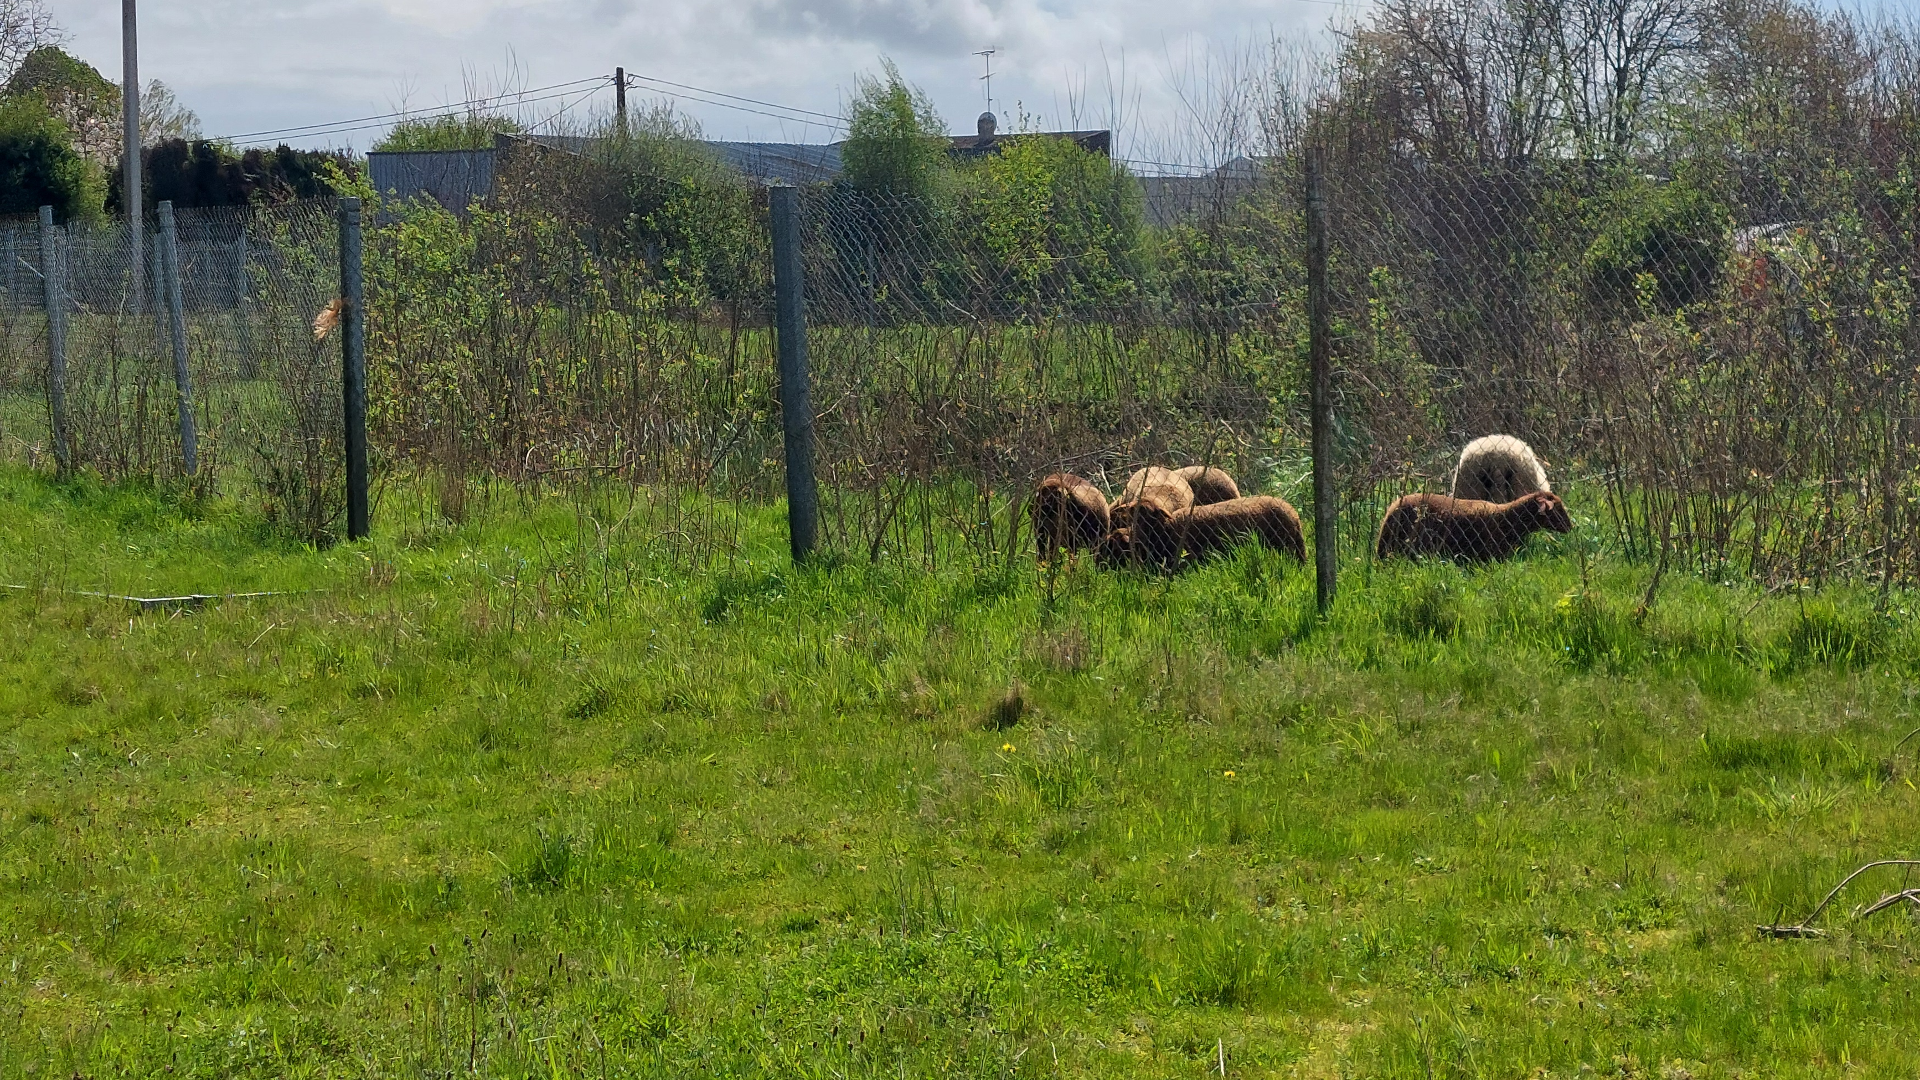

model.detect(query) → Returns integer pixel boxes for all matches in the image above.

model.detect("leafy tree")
[0,92,100,219]
[956,134,1147,313]
[7,46,200,172]
[139,79,200,144]
[4,45,116,166]
[374,113,522,152]
[1584,170,1727,312]
[107,139,357,211]
[840,60,947,197]
[0,0,57,84]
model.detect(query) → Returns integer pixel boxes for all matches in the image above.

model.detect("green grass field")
[2,467,1918,1078]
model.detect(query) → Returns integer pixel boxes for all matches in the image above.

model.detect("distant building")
[702,142,844,185]
[365,122,1138,215]
[947,112,1112,160]
[366,149,498,214]
[1138,156,1264,228]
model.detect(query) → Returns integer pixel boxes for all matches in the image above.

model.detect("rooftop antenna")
[974,48,996,117]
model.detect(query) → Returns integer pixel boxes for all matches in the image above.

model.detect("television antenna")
[973,48,996,116]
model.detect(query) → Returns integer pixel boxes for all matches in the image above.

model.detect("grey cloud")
[745,0,1001,55]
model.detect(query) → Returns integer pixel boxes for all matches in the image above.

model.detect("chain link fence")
[3,76,1915,588]
[795,182,1295,569]
[1309,145,1920,584]
[0,200,344,539]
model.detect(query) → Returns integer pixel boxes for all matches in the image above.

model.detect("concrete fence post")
[339,197,370,541]
[39,206,71,474]
[1306,147,1337,614]
[157,201,197,476]
[769,184,819,563]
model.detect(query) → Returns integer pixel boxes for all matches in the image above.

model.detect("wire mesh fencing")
[360,140,779,570]
[0,200,345,540]
[4,103,1915,588]
[795,183,1301,571]
[1309,144,1920,584]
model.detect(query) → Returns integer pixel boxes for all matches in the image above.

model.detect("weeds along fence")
[8,112,1917,588]
[0,201,344,539]
[794,184,1299,569]
[357,138,1303,574]
[361,142,778,571]
[1305,142,1920,588]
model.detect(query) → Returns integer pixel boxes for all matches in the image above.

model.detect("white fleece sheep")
[1450,435,1550,505]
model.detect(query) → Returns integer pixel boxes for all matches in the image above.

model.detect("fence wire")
[0,200,344,539]
[1314,147,1920,583]
[4,100,1916,586]
[796,183,1292,569]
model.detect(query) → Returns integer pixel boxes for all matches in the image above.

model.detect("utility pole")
[614,67,628,135]
[122,0,143,313]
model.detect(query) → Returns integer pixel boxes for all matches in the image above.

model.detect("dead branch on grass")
[1757,859,1920,939]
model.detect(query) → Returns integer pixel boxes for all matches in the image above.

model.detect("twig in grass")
[5,583,319,612]
[1858,889,1920,918]
[1757,859,1920,938]
[1890,726,1920,760]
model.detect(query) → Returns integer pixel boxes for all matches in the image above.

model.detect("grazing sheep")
[1099,497,1305,570]
[1109,467,1195,532]
[1174,466,1241,506]
[1374,491,1572,562]
[1164,496,1306,565]
[1030,473,1111,557]
[1450,435,1550,505]
[1094,526,1140,570]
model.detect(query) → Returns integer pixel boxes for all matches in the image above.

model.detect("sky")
[49,0,1354,171]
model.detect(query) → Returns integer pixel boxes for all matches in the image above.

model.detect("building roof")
[701,141,845,185]
[948,130,1112,160]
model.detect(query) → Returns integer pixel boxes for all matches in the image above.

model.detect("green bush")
[840,60,948,198]
[1584,174,1727,312]
[373,113,522,152]
[951,133,1148,313]
[0,95,101,220]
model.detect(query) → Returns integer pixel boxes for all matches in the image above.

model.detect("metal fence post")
[338,197,370,541]
[157,201,197,476]
[39,206,71,475]
[769,184,819,563]
[1306,147,1337,613]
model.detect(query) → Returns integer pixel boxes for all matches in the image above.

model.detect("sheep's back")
[1169,496,1306,563]
[1112,467,1195,529]
[1451,435,1550,504]
[1175,466,1241,506]
[1032,473,1111,551]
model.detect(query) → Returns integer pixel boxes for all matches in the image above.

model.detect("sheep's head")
[1528,492,1572,533]
[1095,528,1138,569]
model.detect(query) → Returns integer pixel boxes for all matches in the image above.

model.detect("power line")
[231,85,608,145]
[529,81,609,133]
[622,71,848,125]
[209,75,610,143]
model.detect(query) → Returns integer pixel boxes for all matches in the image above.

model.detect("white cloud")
[52,0,1340,163]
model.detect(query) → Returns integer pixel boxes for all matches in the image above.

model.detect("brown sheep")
[1109,467,1195,533]
[1374,491,1572,562]
[1094,526,1140,570]
[1100,497,1306,570]
[1168,496,1306,565]
[1030,473,1111,557]
[1175,465,1241,506]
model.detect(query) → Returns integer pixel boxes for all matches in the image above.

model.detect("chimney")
[977,112,997,139]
